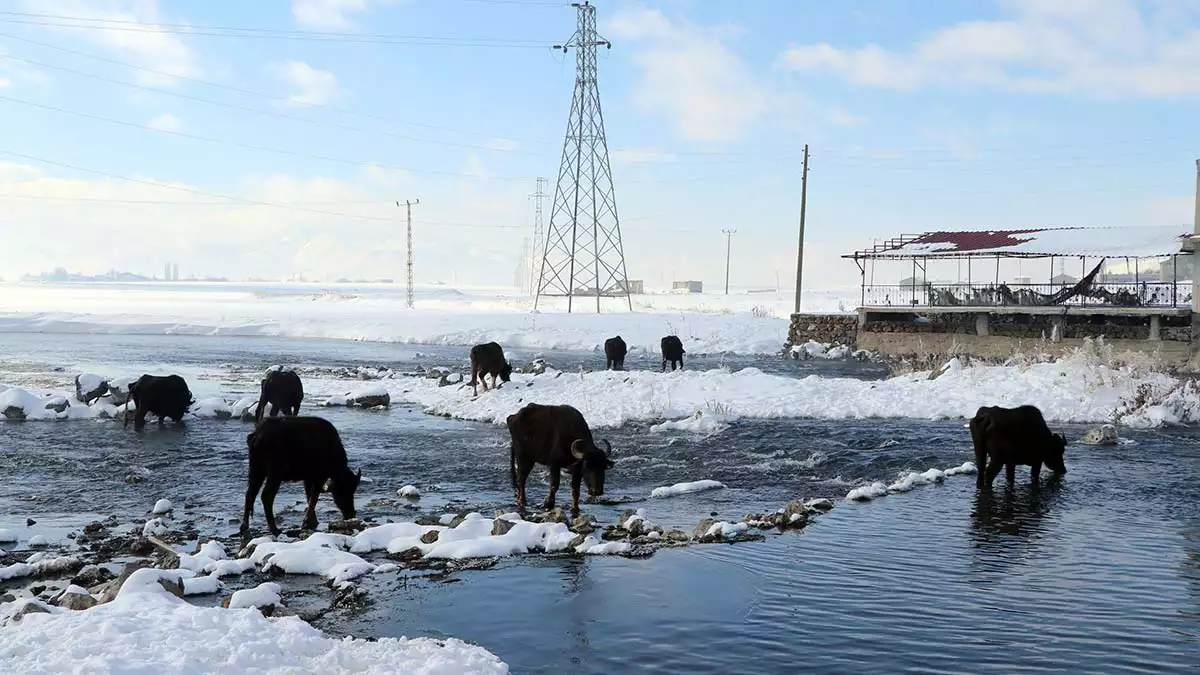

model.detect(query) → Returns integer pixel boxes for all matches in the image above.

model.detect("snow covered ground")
[0,567,508,674]
[0,281,859,355]
[2,341,1192,429]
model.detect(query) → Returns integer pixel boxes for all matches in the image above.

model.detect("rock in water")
[42,396,70,414]
[570,515,596,534]
[75,374,110,405]
[2,406,26,421]
[692,518,717,543]
[1081,424,1118,446]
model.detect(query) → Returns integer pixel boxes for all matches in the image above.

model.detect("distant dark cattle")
[255,369,304,423]
[506,403,614,513]
[969,405,1068,489]
[124,374,193,430]
[469,342,512,396]
[604,336,627,371]
[660,335,685,372]
[241,416,362,536]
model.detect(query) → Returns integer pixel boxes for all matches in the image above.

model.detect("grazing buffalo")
[124,374,193,430]
[660,335,685,372]
[604,336,627,371]
[241,416,362,536]
[506,403,614,513]
[469,341,512,396]
[969,405,1068,489]
[255,369,304,423]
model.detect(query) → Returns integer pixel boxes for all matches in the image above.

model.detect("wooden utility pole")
[793,144,810,314]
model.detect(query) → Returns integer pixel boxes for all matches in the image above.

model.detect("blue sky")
[0,0,1196,290]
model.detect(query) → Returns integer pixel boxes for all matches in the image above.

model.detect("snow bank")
[0,530,16,543]
[847,461,978,502]
[402,347,1185,428]
[790,340,853,360]
[0,282,790,355]
[0,555,81,582]
[227,582,282,610]
[0,570,508,674]
[249,533,375,587]
[650,480,726,499]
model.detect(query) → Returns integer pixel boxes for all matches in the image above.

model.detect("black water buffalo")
[241,416,362,536]
[255,369,304,423]
[469,341,512,396]
[506,403,614,513]
[969,405,1068,489]
[124,374,193,430]
[660,335,685,372]
[604,336,627,371]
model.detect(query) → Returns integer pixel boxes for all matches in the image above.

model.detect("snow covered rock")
[650,479,725,499]
[152,499,173,515]
[54,585,97,611]
[225,582,282,614]
[348,384,390,408]
[74,374,109,404]
[398,485,420,498]
[1081,424,1118,446]
[106,376,137,406]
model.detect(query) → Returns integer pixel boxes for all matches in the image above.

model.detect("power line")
[0,93,534,182]
[0,13,556,47]
[0,148,525,228]
[0,53,557,157]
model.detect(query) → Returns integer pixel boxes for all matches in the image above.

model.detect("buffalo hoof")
[301,519,317,531]
[541,499,555,510]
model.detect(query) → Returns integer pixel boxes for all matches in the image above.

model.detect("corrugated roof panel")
[858,225,1188,259]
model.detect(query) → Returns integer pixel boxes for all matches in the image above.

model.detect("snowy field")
[0,282,858,355]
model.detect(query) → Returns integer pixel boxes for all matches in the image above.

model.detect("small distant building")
[618,279,644,295]
[672,280,703,293]
[1051,273,1077,285]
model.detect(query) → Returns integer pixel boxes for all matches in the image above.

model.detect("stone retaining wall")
[786,314,857,348]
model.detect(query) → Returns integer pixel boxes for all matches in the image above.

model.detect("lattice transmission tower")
[528,176,547,295]
[534,1,632,313]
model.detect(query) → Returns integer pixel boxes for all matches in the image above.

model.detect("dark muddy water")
[1,333,1197,673]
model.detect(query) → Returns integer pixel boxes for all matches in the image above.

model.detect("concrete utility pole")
[398,199,419,309]
[793,143,810,314]
[1192,160,1199,314]
[722,228,737,295]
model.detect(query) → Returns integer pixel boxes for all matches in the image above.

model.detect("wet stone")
[421,530,441,544]
[83,522,106,536]
[490,519,514,537]
[665,530,690,542]
[601,527,629,541]
[389,547,423,563]
[570,515,596,534]
[25,518,36,527]
[568,534,587,549]
[72,566,115,588]
[128,537,155,556]
[327,519,365,534]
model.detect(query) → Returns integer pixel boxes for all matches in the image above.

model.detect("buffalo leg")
[302,480,320,530]
[515,459,534,511]
[1005,462,1016,483]
[270,403,280,418]
[983,459,1004,488]
[661,358,666,372]
[1029,460,1042,484]
[241,467,266,534]
[261,476,284,536]
[973,450,987,489]
[543,465,560,510]
[134,408,148,430]
[570,472,583,514]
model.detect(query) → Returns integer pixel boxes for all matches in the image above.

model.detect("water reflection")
[968,479,1063,573]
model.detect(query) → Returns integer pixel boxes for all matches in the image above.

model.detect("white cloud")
[605,7,769,142]
[292,0,391,29]
[0,162,527,285]
[778,0,1200,97]
[273,61,343,107]
[147,112,182,132]
[484,138,520,153]
[22,0,201,85]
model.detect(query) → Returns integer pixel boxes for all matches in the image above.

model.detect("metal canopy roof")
[844,225,1191,260]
